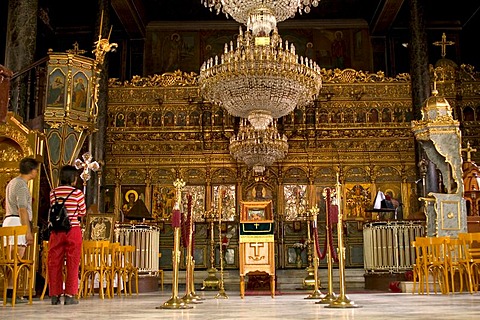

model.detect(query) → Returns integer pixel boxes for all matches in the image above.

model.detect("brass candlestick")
[157,179,192,309]
[317,187,337,304]
[215,187,228,299]
[305,205,323,299]
[326,174,360,309]
[182,195,202,304]
[201,209,219,290]
[299,208,318,289]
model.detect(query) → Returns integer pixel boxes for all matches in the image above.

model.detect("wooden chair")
[158,252,164,291]
[446,238,469,293]
[106,242,121,297]
[412,236,450,294]
[39,240,49,300]
[78,240,111,299]
[412,237,429,294]
[0,225,38,306]
[122,245,139,295]
[458,232,480,293]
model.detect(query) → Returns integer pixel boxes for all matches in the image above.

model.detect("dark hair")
[59,165,79,186]
[19,157,39,174]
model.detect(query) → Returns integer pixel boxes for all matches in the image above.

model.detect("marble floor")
[2,289,480,320]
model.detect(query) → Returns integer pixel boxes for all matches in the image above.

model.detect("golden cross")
[461,141,477,162]
[249,242,264,257]
[433,33,455,59]
[254,223,260,229]
[66,42,87,55]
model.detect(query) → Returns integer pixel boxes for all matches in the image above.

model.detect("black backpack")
[48,189,76,232]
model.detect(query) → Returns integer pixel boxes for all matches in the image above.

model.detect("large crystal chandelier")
[229,119,289,174]
[201,1,320,36]
[199,27,322,130]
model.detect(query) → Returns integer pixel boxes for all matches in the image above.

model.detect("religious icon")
[72,73,88,111]
[47,70,66,107]
[121,186,148,221]
[85,214,115,241]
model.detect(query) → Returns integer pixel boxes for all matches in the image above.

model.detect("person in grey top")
[3,157,39,301]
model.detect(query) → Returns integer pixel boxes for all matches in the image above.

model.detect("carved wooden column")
[205,166,212,211]
[145,170,152,213]
[114,170,122,222]
[401,175,409,219]
[276,167,285,268]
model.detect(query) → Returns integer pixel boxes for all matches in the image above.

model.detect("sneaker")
[51,296,61,305]
[64,295,79,305]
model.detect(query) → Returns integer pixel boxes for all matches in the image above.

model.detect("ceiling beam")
[370,0,405,35]
[111,0,147,38]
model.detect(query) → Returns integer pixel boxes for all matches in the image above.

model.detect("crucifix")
[74,152,100,195]
[433,33,455,59]
[66,42,87,55]
[461,141,477,163]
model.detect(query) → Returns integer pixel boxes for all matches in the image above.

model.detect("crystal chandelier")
[199,27,322,130]
[201,1,320,36]
[229,119,289,174]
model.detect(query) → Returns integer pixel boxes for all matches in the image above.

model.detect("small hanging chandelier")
[229,119,289,174]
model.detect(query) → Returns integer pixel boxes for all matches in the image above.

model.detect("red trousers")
[48,227,82,296]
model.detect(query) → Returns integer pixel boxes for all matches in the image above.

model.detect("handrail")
[11,56,49,80]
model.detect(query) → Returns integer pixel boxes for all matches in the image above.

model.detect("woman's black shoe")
[51,296,61,305]
[64,295,79,305]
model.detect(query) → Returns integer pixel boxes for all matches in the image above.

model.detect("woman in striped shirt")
[48,165,86,305]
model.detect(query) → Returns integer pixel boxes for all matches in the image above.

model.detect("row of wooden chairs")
[78,240,139,299]
[40,240,139,300]
[0,226,38,307]
[412,232,480,295]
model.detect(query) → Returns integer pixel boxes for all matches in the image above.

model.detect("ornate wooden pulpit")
[239,201,275,298]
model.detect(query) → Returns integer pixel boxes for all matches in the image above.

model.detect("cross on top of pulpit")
[433,33,455,59]
[254,223,260,229]
[66,42,87,55]
[461,141,477,163]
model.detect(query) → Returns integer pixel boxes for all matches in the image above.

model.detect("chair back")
[459,232,480,261]
[81,240,110,271]
[0,225,28,263]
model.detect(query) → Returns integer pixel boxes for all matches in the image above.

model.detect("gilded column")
[114,170,122,222]
[400,176,409,219]
[277,167,285,268]
[5,0,38,118]
[145,169,152,213]
[205,166,212,211]
[236,165,243,208]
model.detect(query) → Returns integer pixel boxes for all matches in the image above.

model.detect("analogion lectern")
[239,201,275,298]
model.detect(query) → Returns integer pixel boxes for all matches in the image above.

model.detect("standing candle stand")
[298,208,319,289]
[157,178,192,310]
[325,173,360,309]
[182,194,203,304]
[214,187,228,299]
[200,209,219,290]
[317,187,338,304]
[305,205,324,299]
